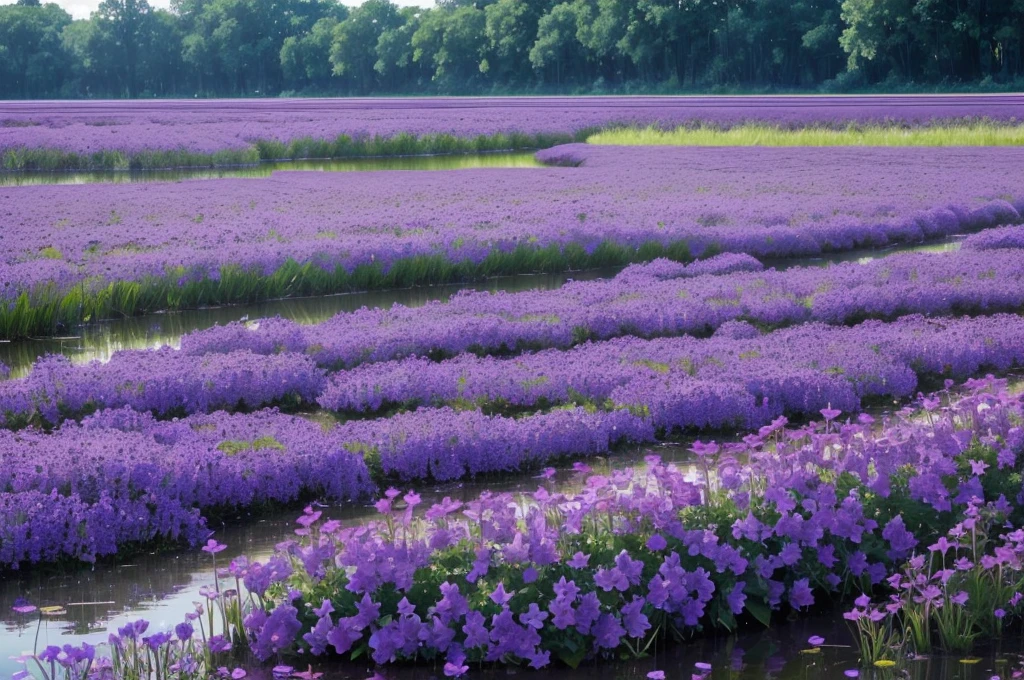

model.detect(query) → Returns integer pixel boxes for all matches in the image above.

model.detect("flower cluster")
[320,313,1024,428]
[236,377,1024,672]
[180,246,1024,372]
[0,409,371,567]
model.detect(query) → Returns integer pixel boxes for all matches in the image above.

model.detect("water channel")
[0,152,542,186]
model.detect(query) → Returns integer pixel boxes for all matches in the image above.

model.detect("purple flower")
[444,662,469,677]
[202,539,228,554]
[808,636,825,646]
[568,551,590,568]
[727,582,747,615]
[175,622,194,642]
[592,613,625,649]
[622,597,651,638]
[519,603,548,630]
[646,534,668,551]
[789,578,814,609]
[489,583,513,607]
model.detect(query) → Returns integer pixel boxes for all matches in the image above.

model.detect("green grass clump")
[587,123,1024,147]
[1,130,584,173]
[0,239,694,341]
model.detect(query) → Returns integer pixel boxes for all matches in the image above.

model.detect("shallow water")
[0,268,617,378]
[0,152,543,186]
[0,239,962,378]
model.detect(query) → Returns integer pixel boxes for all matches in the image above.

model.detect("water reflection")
[769,235,962,270]
[0,268,617,378]
[0,153,542,186]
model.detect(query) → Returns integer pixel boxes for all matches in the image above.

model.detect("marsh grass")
[0,239,693,340]
[1,129,592,172]
[588,123,1024,147]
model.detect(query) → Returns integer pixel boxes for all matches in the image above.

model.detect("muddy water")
[0,152,542,186]
[0,239,962,378]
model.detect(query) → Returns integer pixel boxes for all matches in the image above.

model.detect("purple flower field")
[2,144,1023,340]
[3,309,1024,566]
[6,96,1024,679]
[5,247,1024,428]
[3,95,1022,157]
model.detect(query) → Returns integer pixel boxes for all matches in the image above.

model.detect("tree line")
[1,0,1023,99]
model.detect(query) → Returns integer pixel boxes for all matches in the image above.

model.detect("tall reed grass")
[587,122,1024,147]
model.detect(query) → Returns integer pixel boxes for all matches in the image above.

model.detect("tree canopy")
[0,0,1021,98]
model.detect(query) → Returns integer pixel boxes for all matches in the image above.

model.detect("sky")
[0,0,433,19]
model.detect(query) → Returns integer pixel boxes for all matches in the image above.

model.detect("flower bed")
[242,377,1024,672]
[4,95,1022,168]
[3,145,1022,339]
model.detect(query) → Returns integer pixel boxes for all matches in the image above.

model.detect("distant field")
[3,94,1024,170]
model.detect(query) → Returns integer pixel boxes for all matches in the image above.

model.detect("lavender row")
[183,247,1024,370]
[0,403,649,567]
[962,224,1024,251]
[180,253,762,365]
[6,248,1024,428]
[236,377,1024,671]
[4,95,1022,157]
[3,145,1023,338]
[0,349,324,427]
[319,314,1024,429]
[0,409,372,568]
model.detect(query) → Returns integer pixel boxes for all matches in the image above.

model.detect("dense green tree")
[1,0,1022,99]
[330,0,402,91]
[0,2,72,97]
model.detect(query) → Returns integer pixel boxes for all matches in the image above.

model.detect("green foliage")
[2,0,1023,99]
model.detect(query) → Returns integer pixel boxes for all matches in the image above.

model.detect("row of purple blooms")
[233,377,1024,671]
[3,145,1022,306]
[4,310,1024,567]
[962,223,1024,251]
[9,376,1024,678]
[317,314,1024,424]
[181,246,1024,369]
[4,95,1022,155]
[0,404,642,567]
[6,246,1024,425]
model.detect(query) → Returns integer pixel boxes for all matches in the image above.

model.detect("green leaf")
[745,599,772,627]
[557,647,587,669]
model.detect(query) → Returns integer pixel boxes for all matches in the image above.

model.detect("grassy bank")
[588,122,1024,147]
[0,240,690,340]
[0,130,587,172]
